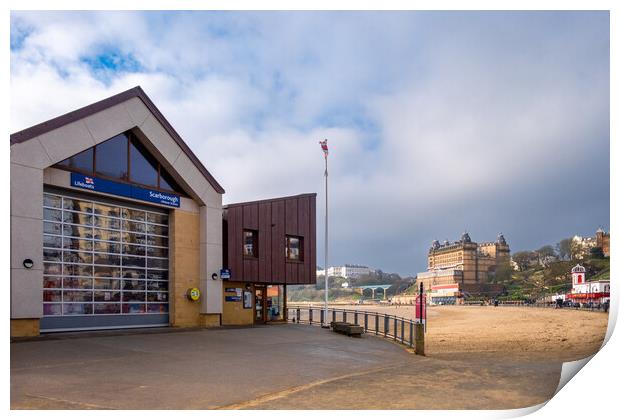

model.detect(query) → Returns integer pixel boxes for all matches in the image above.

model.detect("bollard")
[414,323,425,356]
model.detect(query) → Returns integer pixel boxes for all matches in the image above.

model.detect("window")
[286,235,303,261]
[96,133,129,179]
[159,167,184,192]
[130,140,159,187]
[59,148,94,173]
[54,131,186,195]
[243,230,258,258]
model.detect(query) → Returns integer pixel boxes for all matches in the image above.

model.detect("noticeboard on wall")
[243,291,252,309]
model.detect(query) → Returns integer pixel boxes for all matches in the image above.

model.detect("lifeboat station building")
[10,86,316,337]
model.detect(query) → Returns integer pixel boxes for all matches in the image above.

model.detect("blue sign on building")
[220,269,231,280]
[71,173,180,208]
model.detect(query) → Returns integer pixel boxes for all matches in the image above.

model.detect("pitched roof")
[10,86,225,194]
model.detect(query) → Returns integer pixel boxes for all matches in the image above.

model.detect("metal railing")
[287,305,421,348]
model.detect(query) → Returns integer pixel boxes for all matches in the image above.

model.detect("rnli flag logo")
[85,177,94,185]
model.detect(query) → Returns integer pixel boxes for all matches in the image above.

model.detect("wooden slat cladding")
[309,197,317,283]
[298,196,310,285]
[223,194,317,285]
[271,200,286,283]
[258,202,272,284]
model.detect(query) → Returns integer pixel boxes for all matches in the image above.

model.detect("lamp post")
[319,139,329,326]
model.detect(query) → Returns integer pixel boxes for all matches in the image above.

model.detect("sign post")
[415,283,426,355]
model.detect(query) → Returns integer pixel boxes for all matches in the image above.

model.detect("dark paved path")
[11,324,562,409]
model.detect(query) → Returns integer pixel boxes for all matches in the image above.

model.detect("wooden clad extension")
[223,193,317,285]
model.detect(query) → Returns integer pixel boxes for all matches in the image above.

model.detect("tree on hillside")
[489,260,513,283]
[590,246,604,259]
[535,245,556,267]
[387,277,415,296]
[556,238,572,261]
[570,240,586,261]
[513,251,536,271]
[544,261,574,289]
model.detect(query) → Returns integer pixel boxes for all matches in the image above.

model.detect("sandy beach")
[325,304,609,361]
[258,304,611,409]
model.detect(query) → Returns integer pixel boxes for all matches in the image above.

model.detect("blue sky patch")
[10,20,33,51]
[80,48,143,83]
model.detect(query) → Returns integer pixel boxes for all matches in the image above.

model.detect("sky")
[10,11,610,276]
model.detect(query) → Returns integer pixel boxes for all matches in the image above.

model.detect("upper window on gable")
[159,167,184,192]
[58,148,93,173]
[130,139,159,188]
[55,131,187,196]
[95,133,129,180]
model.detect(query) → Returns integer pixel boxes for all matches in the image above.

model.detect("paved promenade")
[11,324,562,409]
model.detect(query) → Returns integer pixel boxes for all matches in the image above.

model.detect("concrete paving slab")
[11,324,564,409]
[11,324,411,409]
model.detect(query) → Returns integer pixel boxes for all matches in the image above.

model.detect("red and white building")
[564,264,610,304]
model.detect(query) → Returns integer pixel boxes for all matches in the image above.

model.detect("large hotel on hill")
[417,233,510,304]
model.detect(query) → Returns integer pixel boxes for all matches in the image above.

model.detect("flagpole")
[319,139,330,327]
[324,147,329,325]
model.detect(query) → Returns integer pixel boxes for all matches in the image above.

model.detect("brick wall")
[169,209,202,327]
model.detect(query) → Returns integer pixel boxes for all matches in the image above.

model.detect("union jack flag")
[319,139,328,157]
[85,177,94,185]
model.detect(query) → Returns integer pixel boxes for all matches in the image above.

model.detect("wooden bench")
[330,321,364,337]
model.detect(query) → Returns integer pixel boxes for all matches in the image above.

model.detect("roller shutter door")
[41,191,170,332]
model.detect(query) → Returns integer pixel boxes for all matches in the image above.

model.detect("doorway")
[254,285,266,323]
[253,284,286,324]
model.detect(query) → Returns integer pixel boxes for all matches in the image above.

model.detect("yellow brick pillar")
[11,319,40,338]
[169,209,202,327]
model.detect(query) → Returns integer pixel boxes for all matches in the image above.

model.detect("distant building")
[571,235,597,259]
[564,264,610,304]
[317,264,375,279]
[571,228,610,259]
[596,227,610,257]
[417,233,510,304]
